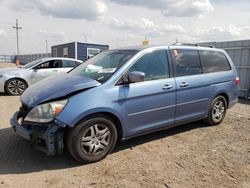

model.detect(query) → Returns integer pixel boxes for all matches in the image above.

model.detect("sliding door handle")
[162,84,173,90]
[180,82,189,87]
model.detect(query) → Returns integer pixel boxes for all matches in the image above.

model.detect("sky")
[0,0,250,55]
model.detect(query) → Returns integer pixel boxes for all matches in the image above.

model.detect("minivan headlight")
[24,99,68,123]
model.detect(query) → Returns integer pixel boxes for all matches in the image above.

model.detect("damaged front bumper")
[10,111,65,156]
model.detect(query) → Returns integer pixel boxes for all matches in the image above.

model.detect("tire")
[205,95,227,126]
[5,78,27,95]
[67,116,117,163]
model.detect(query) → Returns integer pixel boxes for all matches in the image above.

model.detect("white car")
[0,57,82,95]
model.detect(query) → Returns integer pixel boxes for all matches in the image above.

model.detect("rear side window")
[62,60,78,68]
[171,49,202,77]
[199,50,231,73]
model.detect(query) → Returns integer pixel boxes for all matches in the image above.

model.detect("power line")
[13,19,22,55]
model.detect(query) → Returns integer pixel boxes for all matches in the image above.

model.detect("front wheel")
[205,96,227,126]
[5,79,27,95]
[67,116,117,163]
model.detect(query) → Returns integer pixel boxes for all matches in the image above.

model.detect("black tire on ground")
[205,95,227,126]
[67,116,117,163]
[5,78,28,96]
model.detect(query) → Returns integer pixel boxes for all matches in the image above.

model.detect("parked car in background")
[0,57,82,95]
[11,44,240,163]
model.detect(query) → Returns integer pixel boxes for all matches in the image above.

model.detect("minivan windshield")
[22,59,43,69]
[70,50,138,83]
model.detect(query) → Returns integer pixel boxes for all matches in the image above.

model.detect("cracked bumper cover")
[10,111,65,156]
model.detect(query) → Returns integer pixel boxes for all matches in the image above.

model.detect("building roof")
[51,41,109,47]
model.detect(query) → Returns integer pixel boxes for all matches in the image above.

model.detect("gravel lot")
[0,63,250,188]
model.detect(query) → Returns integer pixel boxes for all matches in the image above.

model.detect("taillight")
[235,76,240,86]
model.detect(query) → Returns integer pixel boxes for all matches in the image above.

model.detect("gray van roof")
[115,44,223,52]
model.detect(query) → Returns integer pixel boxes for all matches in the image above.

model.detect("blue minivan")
[11,44,240,162]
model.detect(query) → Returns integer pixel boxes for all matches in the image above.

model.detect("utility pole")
[45,40,48,54]
[13,19,22,55]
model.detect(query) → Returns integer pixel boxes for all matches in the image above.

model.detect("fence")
[0,53,51,65]
[18,53,51,64]
[201,40,250,99]
[0,55,15,63]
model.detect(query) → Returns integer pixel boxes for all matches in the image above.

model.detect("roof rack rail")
[172,42,215,48]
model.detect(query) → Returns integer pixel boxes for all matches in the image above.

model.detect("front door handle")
[162,84,173,90]
[180,82,189,87]
[52,70,58,72]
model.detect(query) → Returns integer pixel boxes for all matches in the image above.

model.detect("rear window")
[199,50,231,73]
[62,60,78,68]
[171,49,202,77]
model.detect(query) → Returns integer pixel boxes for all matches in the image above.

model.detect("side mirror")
[128,71,145,83]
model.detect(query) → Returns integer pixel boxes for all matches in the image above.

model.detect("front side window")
[199,50,231,73]
[172,49,202,77]
[128,50,170,81]
[70,50,138,83]
[36,60,61,69]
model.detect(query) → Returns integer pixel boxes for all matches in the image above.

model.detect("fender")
[63,107,127,138]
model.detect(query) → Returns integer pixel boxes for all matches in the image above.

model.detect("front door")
[30,60,62,84]
[123,49,176,137]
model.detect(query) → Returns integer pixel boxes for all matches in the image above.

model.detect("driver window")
[36,60,62,69]
[128,50,170,81]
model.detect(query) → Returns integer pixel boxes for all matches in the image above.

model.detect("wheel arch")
[69,112,124,140]
[214,92,229,108]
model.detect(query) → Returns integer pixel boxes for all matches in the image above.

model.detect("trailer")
[51,42,109,62]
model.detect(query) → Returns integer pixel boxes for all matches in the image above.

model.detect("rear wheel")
[5,78,27,95]
[205,96,227,126]
[67,116,117,163]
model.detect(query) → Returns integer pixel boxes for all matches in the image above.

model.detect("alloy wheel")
[212,100,225,123]
[80,124,111,156]
[7,79,27,95]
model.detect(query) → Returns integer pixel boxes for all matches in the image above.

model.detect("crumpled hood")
[21,73,100,107]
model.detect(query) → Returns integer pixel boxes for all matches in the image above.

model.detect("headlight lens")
[24,99,68,123]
